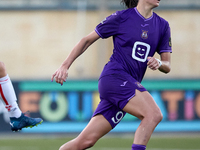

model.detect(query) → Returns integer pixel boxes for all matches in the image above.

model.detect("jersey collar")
[134,7,154,21]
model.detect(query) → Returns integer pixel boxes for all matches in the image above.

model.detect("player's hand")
[51,66,68,86]
[147,57,161,71]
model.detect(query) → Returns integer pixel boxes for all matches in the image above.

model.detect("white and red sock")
[0,74,21,118]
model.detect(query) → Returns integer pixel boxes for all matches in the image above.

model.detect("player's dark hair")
[121,0,139,8]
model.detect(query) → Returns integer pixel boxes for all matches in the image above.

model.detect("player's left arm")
[158,52,171,73]
[147,20,172,73]
[147,52,171,74]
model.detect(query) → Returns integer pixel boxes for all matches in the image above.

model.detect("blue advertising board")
[0,80,200,133]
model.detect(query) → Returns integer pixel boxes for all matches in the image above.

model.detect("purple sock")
[132,144,146,150]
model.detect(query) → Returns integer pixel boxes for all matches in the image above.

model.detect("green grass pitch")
[0,133,200,150]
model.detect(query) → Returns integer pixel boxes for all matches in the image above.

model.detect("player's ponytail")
[121,0,139,8]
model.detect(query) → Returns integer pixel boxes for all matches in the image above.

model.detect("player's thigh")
[123,90,162,120]
[76,114,112,143]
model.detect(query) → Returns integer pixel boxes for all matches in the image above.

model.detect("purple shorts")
[92,73,147,128]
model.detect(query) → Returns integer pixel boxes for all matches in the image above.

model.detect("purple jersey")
[95,7,172,82]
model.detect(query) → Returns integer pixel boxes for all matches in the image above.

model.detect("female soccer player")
[0,61,43,131]
[51,0,172,149]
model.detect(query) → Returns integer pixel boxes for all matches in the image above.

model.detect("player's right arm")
[51,31,100,85]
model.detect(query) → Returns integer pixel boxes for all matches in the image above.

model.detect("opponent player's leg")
[123,90,163,150]
[0,61,6,78]
[59,114,112,150]
[0,61,22,118]
[0,61,43,131]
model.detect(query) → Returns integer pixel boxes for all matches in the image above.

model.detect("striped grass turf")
[0,134,199,150]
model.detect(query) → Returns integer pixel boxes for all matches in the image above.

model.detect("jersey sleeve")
[157,22,172,54]
[95,11,121,39]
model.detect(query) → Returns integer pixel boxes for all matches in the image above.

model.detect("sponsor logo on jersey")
[141,30,148,39]
[132,41,150,62]
[120,81,128,86]
[141,24,149,27]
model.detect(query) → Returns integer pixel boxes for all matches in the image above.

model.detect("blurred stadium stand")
[0,0,200,10]
[0,0,200,79]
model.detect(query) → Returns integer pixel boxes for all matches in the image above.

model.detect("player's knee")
[58,140,77,150]
[59,144,75,150]
[79,139,96,150]
[144,108,163,125]
[151,109,163,124]
[86,139,96,148]
[58,139,96,150]
[59,145,65,150]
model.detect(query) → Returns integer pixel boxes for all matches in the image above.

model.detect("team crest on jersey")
[135,82,144,88]
[141,30,148,39]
